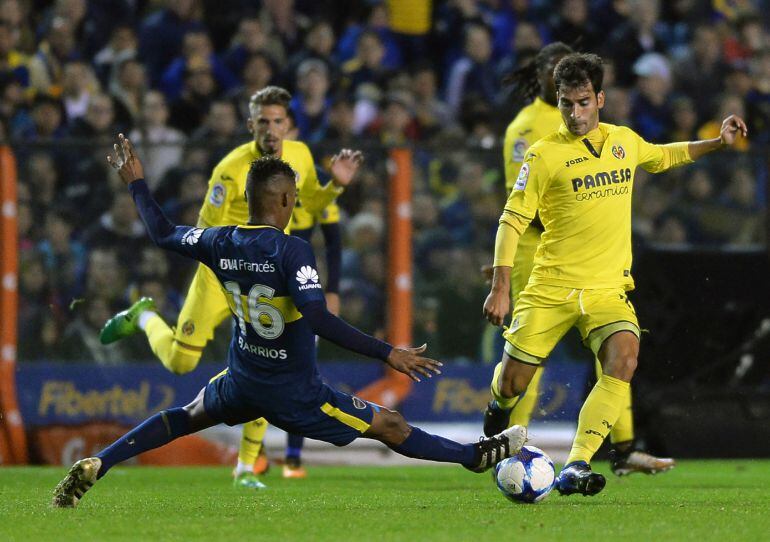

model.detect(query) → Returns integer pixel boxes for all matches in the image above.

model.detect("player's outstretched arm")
[385,344,443,383]
[299,301,442,381]
[688,114,748,161]
[108,134,215,262]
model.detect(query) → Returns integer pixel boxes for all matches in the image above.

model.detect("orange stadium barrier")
[30,424,237,466]
[356,147,414,408]
[0,145,27,464]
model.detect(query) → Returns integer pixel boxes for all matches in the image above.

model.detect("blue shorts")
[203,370,379,446]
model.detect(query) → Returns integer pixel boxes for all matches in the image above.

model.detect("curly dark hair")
[553,53,604,94]
[246,156,296,193]
[502,42,574,103]
[248,85,291,115]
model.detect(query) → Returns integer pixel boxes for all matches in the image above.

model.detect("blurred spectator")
[58,296,140,363]
[549,0,599,53]
[67,92,118,138]
[28,16,79,95]
[341,30,391,95]
[168,55,218,134]
[386,0,432,60]
[630,53,673,142]
[718,166,764,245]
[325,96,356,143]
[223,15,286,75]
[190,99,240,164]
[285,20,337,84]
[260,0,311,57]
[25,151,58,221]
[669,96,699,141]
[602,87,632,126]
[607,0,667,86]
[445,24,497,118]
[37,208,86,304]
[60,60,97,124]
[17,182,34,252]
[160,28,237,101]
[138,0,204,86]
[746,48,770,145]
[697,94,749,151]
[674,25,728,123]
[13,93,65,140]
[17,250,59,361]
[93,24,137,86]
[411,63,453,138]
[0,19,29,88]
[227,52,275,121]
[371,91,419,145]
[110,58,147,129]
[724,13,767,65]
[0,73,29,133]
[336,2,403,70]
[290,59,331,143]
[129,90,186,189]
[82,190,148,275]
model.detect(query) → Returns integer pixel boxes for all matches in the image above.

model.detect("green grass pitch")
[2,461,769,541]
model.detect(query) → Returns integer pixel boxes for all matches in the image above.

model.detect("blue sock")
[286,433,304,460]
[391,427,477,467]
[95,408,191,478]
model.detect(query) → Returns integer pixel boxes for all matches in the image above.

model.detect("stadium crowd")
[10,0,769,363]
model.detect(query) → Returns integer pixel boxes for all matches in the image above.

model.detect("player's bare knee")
[605,354,637,381]
[370,409,409,445]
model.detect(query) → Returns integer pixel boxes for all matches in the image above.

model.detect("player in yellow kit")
[486,43,674,476]
[483,53,747,495]
[100,86,363,487]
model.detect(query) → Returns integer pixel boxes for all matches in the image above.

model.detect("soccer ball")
[494,446,555,504]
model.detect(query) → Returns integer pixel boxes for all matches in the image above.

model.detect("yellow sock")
[239,418,269,464]
[594,359,635,445]
[145,315,201,374]
[489,362,521,409]
[509,366,544,427]
[566,374,629,465]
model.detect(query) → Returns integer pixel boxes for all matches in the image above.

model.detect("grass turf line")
[1,461,769,542]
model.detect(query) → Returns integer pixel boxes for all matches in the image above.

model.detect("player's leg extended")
[233,418,270,488]
[160,265,231,374]
[596,358,676,475]
[365,408,527,473]
[557,291,640,496]
[506,225,544,428]
[485,284,574,436]
[53,388,215,508]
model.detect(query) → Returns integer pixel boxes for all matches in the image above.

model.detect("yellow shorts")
[502,283,640,365]
[174,264,232,348]
[510,225,541,303]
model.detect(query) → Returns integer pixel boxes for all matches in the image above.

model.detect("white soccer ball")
[494,445,555,504]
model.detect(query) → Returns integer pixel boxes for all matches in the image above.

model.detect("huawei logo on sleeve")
[296,266,321,290]
[182,228,203,245]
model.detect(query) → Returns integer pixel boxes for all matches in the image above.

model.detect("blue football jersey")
[171,224,327,401]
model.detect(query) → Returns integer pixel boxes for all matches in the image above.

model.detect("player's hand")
[325,292,340,316]
[107,133,144,185]
[720,115,748,147]
[480,264,494,285]
[330,149,364,188]
[483,288,510,327]
[386,344,443,383]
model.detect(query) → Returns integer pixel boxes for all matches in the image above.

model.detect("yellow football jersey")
[503,97,563,191]
[198,139,342,231]
[495,122,692,290]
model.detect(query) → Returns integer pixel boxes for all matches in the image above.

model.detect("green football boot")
[99,297,156,344]
[233,472,268,490]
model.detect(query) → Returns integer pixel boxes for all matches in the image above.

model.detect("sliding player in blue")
[52,135,527,508]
